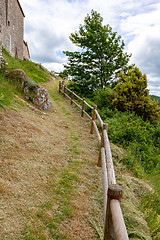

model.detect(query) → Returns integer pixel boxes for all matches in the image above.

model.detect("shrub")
[93,88,114,109]
[67,81,94,98]
[23,77,40,90]
[113,67,160,122]
[105,111,160,172]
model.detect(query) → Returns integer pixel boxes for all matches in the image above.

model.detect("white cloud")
[121,2,160,96]
[20,0,160,96]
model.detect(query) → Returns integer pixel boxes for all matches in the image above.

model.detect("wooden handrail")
[65,86,83,101]
[59,81,129,240]
[95,109,103,128]
[101,146,108,223]
[84,100,93,110]
[103,128,116,185]
[72,99,82,110]
[65,86,72,93]
[83,110,92,120]
[93,120,101,144]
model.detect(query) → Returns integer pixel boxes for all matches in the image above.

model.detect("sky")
[20,0,160,96]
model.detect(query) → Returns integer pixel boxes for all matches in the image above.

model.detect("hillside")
[150,95,160,106]
[0,52,158,239]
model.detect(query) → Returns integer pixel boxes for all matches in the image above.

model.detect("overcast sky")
[20,0,160,96]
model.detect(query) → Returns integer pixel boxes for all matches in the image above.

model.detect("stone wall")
[23,40,30,60]
[0,0,24,60]
[0,2,2,64]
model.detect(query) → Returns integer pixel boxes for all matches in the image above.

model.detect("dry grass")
[0,81,102,239]
[0,80,153,240]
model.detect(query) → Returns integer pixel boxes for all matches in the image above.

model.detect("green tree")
[59,69,68,79]
[63,10,131,92]
[113,67,160,122]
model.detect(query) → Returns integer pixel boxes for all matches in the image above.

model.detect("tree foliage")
[113,67,160,122]
[59,69,68,79]
[150,95,160,106]
[63,10,131,92]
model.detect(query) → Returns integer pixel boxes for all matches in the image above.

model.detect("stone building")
[23,40,30,60]
[0,0,29,61]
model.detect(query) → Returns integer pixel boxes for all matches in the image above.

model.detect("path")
[0,80,103,239]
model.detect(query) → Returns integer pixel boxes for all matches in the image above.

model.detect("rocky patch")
[32,88,50,110]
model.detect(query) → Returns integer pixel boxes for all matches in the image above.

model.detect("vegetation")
[0,48,52,109]
[113,67,160,122]
[150,95,160,106]
[2,47,51,84]
[63,10,131,93]
[0,72,14,108]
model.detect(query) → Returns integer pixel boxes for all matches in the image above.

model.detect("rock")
[32,88,50,110]
[13,69,26,80]
[0,56,7,69]
[4,70,10,74]
[24,86,32,100]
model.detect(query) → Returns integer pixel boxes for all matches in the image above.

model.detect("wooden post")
[90,105,97,134]
[59,81,62,93]
[101,147,108,223]
[81,98,85,117]
[104,184,123,240]
[64,85,66,97]
[71,91,74,105]
[98,124,108,167]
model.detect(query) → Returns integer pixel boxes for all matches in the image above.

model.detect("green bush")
[93,88,114,109]
[104,111,160,173]
[113,67,160,122]
[67,81,94,98]
[23,77,40,90]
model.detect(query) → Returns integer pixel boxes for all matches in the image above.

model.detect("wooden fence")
[59,81,129,240]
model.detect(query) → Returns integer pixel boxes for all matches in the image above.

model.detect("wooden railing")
[59,81,129,240]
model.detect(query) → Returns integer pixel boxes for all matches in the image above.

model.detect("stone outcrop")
[32,88,50,111]
[4,68,50,110]
[13,69,26,80]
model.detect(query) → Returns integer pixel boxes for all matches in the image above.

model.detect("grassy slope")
[0,48,53,109]
[0,52,158,239]
[3,48,51,83]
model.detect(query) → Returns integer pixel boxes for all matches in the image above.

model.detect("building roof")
[17,0,25,17]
